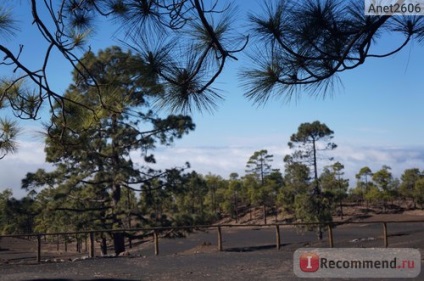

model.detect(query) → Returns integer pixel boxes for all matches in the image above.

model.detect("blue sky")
[1,1,424,198]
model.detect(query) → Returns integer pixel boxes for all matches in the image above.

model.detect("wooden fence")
[1,220,423,263]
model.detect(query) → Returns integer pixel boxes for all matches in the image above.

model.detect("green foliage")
[1,1,422,119]
[400,168,423,207]
[244,150,280,223]
[413,178,424,208]
[0,117,20,159]
[288,120,336,193]
[174,172,208,218]
[285,120,336,238]
[372,165,393,191]
[321,163,346,195]
[320,162,349,218]
[241,0,424,103]
[278,161,310,213]
[20,47,195,235]
[138,171,223,227]
[263,170,283,206]
[245,149,274,185]
[0,193,36,234]
[372,166,399,211]
[0,189,12,233]
[294,193,332,240]
[0,6,18,39]
[364,185,382,206]
[243,174,260,207]
[204,174,228,218]
[355,166,374,203]
[0,1,248,118]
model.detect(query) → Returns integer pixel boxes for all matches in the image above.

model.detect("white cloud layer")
[0,141,53,198]
[1,139,424,198]
[147,144,424,185]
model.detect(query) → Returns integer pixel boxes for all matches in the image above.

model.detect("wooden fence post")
[89,232,95,258]
[64,235,68,252]
[275,225,281,250]
[328,224,334,248]
[154,230,159,256]
[383,223,388,248]
[217,226,223,251]
[37,235,41,263]
[76,234,80,253]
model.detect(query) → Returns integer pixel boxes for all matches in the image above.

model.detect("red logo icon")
[299,252,320,272]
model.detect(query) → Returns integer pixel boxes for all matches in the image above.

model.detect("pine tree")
[287,121,336,240]
[22,47,194,255]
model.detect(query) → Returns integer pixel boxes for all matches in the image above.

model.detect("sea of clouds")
[2,138,424,198]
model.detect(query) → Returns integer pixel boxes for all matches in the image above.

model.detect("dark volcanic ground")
[1,216,424,280]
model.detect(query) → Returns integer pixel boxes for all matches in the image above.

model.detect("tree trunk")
[234,192,238,223]
[211,188,216,215]
[112,183,126,255]
[127,188,132,228]
[113,233,125,256]
[249,206,252,221]
[263,205,267,225]
[312,139,319,194]
[111,113,125,255]
[101,237,107,256]
[317,225,323,240]
[274,207,278,222]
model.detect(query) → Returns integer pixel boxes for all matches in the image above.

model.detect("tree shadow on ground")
[23,279,141,281]
[224,243,289,252]
[388,228,424,237]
